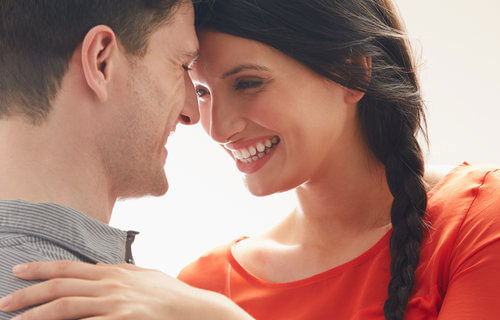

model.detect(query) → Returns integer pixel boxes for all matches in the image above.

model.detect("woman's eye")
[195,87,209,98]
[235,80,263,90]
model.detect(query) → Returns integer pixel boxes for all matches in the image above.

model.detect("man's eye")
[235,80,263,90]
[195,87,209,97]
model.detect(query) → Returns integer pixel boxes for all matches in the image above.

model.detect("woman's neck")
[273,142,394,249]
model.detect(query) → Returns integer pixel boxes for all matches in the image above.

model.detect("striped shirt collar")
[0,199,136,264]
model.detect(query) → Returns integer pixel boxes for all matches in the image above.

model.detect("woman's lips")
[162,147,168,163]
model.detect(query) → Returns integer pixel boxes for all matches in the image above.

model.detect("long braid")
[354,2,430,316]
[358,86,428,320]
[357,37,429,319]
[384,138,428,319]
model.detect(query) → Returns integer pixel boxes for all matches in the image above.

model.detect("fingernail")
[13,264,28,274]
[0,295,12,309]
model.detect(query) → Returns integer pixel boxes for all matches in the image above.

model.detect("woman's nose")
[207,95,247,144]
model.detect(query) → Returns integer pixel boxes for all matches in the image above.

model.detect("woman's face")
[190,31,361,196]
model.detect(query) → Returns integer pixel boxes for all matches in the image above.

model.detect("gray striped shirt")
[0,200,137,319]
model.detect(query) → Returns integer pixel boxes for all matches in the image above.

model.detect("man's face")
[100,2,199,199]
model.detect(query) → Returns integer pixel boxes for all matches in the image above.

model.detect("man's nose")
[179,73,200,125]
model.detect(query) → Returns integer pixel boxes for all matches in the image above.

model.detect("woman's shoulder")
[424,162,500,262]
[177,238,244,294]
[427,162,500,224]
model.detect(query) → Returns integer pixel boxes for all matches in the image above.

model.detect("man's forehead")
[156,1,198,53]
[181,48,200,61]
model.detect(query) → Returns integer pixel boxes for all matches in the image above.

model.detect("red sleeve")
[439,170,500,319]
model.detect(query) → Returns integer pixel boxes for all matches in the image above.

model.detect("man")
[0,0,215,318]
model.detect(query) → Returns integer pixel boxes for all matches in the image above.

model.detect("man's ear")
[81,25,117,102]
[344,55,372,104]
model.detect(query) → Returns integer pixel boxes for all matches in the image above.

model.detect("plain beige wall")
[399,0,500,164]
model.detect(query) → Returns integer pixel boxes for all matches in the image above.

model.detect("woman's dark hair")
[195,1,429,319]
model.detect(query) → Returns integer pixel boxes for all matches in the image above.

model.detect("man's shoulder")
[0,231,85,319]
[0,231,86,263]
[0,231,84,283]
[0,233,47,320]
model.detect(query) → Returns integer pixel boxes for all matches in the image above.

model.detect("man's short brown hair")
[0,0,184,124]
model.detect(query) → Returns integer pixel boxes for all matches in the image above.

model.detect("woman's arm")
[0,261,254,320]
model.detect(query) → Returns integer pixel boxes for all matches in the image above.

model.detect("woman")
[178,1,500,318]
[1,0,499,319]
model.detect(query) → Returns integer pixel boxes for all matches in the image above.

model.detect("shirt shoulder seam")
[447,169,499,279]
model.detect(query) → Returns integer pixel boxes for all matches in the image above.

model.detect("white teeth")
[241,149,250,159]
[233,136,280,164]
[249,146,257,156]
[256,142,265,153]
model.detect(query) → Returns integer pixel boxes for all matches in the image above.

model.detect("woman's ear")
[344,55,372,104]
[81,25,117,103]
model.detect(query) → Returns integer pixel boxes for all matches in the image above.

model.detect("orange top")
[178,163,500,319]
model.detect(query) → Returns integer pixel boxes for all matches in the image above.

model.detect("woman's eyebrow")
[221,64,270,79]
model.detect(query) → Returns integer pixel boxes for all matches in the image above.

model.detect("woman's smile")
[225,135,281,174]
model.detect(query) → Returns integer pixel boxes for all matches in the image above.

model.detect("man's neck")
[0,116,115,224]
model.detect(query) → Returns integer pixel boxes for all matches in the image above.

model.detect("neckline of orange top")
[227,228,393,289]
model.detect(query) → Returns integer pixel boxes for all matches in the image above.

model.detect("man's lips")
[162,121,179,147]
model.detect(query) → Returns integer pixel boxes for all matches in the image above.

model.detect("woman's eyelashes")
[194,76,269,99]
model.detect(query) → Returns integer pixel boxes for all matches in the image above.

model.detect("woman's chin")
[243,172,301,197]
[244,179,276,197]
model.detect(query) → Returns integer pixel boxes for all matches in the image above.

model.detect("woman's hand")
[0,261,253,320]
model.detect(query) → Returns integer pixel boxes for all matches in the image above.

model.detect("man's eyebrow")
[221,64,270,79]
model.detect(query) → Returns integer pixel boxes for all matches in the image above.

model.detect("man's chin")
[148,173,169,197]
[116,168,169,199]
[150,181,169,197]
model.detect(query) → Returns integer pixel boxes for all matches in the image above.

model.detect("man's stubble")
[99,63,169,201]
